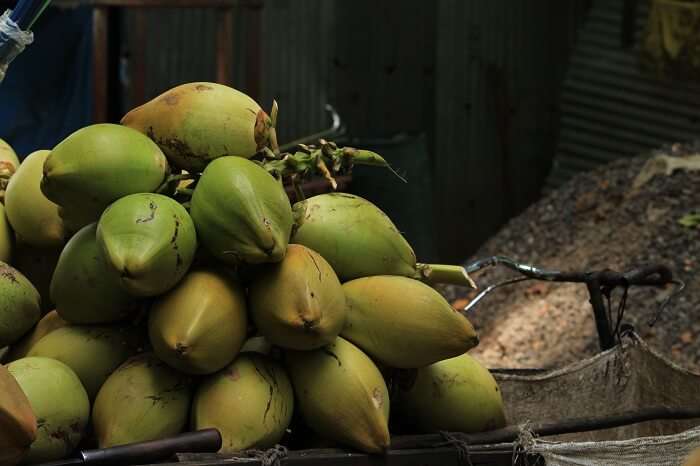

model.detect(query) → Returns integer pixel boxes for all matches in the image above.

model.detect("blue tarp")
[0,6,92,159]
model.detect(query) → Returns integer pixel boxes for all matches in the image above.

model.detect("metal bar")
[587,279,615,350]
[391,406,700,449]
[166,406,700,466]
[169,448,516,466]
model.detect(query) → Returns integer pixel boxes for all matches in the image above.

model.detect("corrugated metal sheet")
[257,0,334,144]
[433,0,586,261]
[329,0,437,138]
[546,0,700,189]
[122,8,218,104]
[121,0,333,145]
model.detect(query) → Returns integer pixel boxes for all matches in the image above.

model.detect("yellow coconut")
[92,352,192,448]
[29,325,139,400]
[192,353,294,452]
[285,337,390,454]
[148,268,248,375]
[341,275,478,368]
[249,244,346,350]
[4,150,65,247]
[397,352,507,433]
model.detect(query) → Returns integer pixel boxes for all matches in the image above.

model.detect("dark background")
[0,0,592,263]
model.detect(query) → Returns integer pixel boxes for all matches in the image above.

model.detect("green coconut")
[190,156,292,265]
[148,268,248,375]
[41,123,169,225]
[249,244,346,350]
[341,275,479,368]
[292,193,474,287]
[0,263,40,347]
[92,352,192,448]
[97,193,197,297]
[192,353,294,452]
[285,337,390,454]
[5,150,65,247]
[7,357,89,464]
[397,352,507,433]
[51,223,139,324]
[28,325,139,400]
[121,82,272,172]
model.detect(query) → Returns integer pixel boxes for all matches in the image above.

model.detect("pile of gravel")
[441,143,700,371]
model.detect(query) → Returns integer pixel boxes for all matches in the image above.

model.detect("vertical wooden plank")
[216,7,234,85]
[92,6,109,123]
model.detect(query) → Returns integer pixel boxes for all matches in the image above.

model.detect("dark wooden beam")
[53,0,262,8]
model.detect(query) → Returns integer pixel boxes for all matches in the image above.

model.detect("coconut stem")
[177,187,195,196]
[292,175,306,202]
[415,263,477,289]
[259,140,404,187]
[269,100,280,156]
[155,173,197,195]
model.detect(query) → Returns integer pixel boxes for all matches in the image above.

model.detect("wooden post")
[215,7,233,85]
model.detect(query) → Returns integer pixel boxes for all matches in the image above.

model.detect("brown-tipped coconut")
[148,268,248,375]
[121,82,272,172]
[192,353,294,452]
[249,244,346,350]
[285,337,390,454]
[0,364,37,466]
[7,357,89,464]
[0,139,18,207]
[341,275,479,368]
